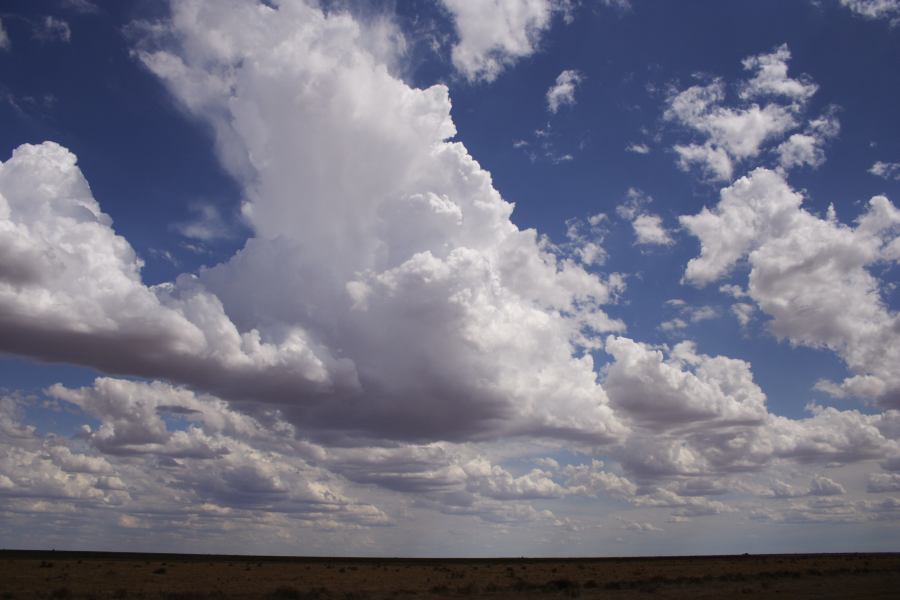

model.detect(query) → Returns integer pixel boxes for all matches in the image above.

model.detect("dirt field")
[1,550,898,599]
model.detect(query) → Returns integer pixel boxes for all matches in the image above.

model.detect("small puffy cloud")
[565,213,608,266]
[35,17,71,43]
[740,43,818,102]
[616,188,673,246]
[841,0,900,23]
[173,202,234,242]
[776,109,840,171]
[632,214,674,246]
[441,0,561,82]
[869,161,900,180]
[621,519,663,533]
[808,475,847,496]
[661,301,719,334]
[626,142,650,154]
[546,69,583,113]
[665,44,818,181]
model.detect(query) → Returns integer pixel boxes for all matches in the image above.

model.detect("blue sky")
[1,0,900,556]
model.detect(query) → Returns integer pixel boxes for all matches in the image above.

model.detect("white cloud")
[440,0,563,82]
[731,302,755,328]
[740,44,818,102]
[626,142,650,154]
[776,109,840,171]
[621,519,663,533]
[546,69,583,113]
[869,160,900,180]
[4,0,900,545]
[665,45,819,181]
[660,301,719,333]
[808,474,847,496]
[173,202,234,242]
[632,213,673,246]
[1,0,627,445]
[681,168,900,407]
[841,0,900,23]
[616,188,673,246]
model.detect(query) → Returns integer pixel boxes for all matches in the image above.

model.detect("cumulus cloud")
[616,188,673,246]
[626,142,650,154]
[1,0,626,445]
[841,0,900,23]
[3,0,900,543]
[868,472,900,492]
[0,387,390,534]
[441,0,566,82]
[665,44,820,181]
[869,160,900,180]
[776,109,840,171]
[547,69,583,113]
[680,168,900,407]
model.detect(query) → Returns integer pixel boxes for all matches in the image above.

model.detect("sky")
[0,0,899,557]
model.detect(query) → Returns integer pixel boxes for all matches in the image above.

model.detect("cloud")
[62,0,101,14]
[601,0,632,10]
[808,475,847,496]
[869,160,900,180]
[616,188,673,246]
[626,142,650,154]
[775,109,840,171]
[621,519,663,533]
[4,0,900,544]
[0,387,390,531]
[173,202,235,242]
[1,0,627,445]
[441,0,564,82]
[739,44,818,102]
[35,17,71,43]
[664,44,819,181]
[660,300,719,334]
[603,336,768,434]
[730,302,755,328]
[680,168,900,407]
[868,472,900,492]
[0,19,9,50]
[547,69,583,113]
[841,0,900,23]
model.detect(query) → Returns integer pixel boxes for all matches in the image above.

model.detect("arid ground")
[1,550,898,599]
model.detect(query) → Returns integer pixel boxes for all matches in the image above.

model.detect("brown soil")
[1,550,898,599]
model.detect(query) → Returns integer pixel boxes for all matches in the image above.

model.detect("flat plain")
[1,550,898,599]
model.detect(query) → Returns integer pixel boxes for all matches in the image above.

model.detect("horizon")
[1,0,899,557]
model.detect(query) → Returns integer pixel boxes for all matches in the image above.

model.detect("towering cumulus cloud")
[0,0,625,444]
